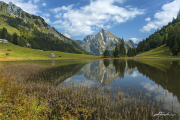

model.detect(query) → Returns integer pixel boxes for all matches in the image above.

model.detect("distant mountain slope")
[76,29,137,55]
[0,1,90,54]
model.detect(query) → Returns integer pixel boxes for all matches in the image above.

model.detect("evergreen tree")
[132,48,137,56]
[119,38,126,57]
[171,41,179,55]
[157,34,162,47]
[1,27,7,39]
[12,33,18,45]
[127,48,132,57]
[113,43,119,58]
[103,49,110,57]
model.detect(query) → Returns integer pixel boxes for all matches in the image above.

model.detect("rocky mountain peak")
[7,2,22,18]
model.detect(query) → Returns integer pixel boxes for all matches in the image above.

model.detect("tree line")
[103,38,137,57]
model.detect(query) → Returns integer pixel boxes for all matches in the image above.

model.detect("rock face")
[76,29,136,55]
[61,33,73,40]
[7,2,22,18]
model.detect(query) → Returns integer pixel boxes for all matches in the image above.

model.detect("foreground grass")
[1,72,179,120]
[0,42,101,61]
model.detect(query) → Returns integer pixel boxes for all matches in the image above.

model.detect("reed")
[0,72,179,120]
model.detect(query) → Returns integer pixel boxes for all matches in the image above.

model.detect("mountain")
[0,1,90,54]
[75,29,136,55]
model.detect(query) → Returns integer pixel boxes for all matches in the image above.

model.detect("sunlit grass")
[137,44,172,58]
[0,21,20,36]
[0,42,101,61]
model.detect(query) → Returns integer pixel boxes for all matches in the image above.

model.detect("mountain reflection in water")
[0,59,179,116]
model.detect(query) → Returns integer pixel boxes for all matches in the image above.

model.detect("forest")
[136,10,180,55]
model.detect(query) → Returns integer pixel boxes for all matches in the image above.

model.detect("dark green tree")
[127,48,132,57]
[12,33,18,45]
[1,27,7,39]
[119,38,126,57]
[157,34,162,47]
[103,49,110,57]
[171,41,179,55]
[113,43,119,58]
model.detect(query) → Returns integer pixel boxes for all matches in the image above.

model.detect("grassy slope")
[0,20,20,36]
[136,44,172,58]
[0,42,101,61]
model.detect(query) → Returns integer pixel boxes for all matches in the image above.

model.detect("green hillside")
[136,44,173,58]
[0,42,101,61]
[136,11,180,56]
[0,1,90,55]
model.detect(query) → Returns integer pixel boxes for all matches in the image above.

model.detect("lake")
[0,59,180,119]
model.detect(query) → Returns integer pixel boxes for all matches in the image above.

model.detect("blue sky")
[4,0,180,43]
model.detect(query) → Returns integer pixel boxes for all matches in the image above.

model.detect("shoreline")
[1,57,180,62]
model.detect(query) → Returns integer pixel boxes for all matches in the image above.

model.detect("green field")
[136,44,173,58]
[0,42,101,61]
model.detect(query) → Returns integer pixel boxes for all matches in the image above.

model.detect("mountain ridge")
[76,29,137,55]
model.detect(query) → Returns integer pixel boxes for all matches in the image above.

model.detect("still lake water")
[0,59,180,117]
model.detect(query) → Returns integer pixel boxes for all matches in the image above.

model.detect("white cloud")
[43,13,50,17]
[4,0,41,15]
[129,38,141,43]
[140,0,180,32]
[145,17,151,22]
[51,0,144,36]
[33,0,40,4]
[42,3,46,7]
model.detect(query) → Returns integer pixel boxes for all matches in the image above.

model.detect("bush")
[6,53,9,55]
[111,55,114,58]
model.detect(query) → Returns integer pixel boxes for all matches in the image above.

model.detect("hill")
[0,1,90,54]
[136,44,173,58]
[136,11,180,56]
[76,29,137,56]
[0,42,101,61]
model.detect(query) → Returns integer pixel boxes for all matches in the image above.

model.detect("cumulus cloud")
[51,0,145,36]
[145,17,151,22]
[4,0,41,15]
[129,38,141,43]
[140,0,180,32]
[42,3,47,7]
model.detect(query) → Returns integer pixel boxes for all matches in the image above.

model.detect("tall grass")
[0,72,179,120]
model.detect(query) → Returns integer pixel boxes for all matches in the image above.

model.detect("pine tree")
[1,27,7,39]
[12,33,18,45]
[157,34,162,47]
[171,41,179,55]
[103,49,110,57]
[119,38,126,57]
[113,43,119,58]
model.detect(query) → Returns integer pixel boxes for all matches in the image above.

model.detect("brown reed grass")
[0,70,179,120]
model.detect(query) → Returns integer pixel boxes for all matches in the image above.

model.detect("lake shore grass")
[1,42,180,61]
[1,72,179,120]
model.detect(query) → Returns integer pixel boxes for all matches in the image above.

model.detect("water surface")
[1,59,180,117]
